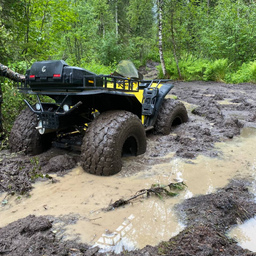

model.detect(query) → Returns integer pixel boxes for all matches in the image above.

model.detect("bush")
[180,55,208,81]
[97,32,123,66]
[203,59,229,82]
[158,55,256,84]
[1,81,27,134]
[158,55,209,81]
[227,61,256,84]
[0,61,39,135]
[81,60,114,75]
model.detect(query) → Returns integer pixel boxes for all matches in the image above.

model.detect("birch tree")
[157,0,166,77]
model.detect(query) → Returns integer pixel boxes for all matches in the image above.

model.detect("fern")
[203,59,229,82]
[227,61,256,83]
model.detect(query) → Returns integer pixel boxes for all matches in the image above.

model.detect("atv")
[9,60,188,175]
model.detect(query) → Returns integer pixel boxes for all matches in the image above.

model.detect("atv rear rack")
[18,72,172,93]
[18,75,143,93]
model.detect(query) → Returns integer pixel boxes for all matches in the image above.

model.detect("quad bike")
[9,60,188,175]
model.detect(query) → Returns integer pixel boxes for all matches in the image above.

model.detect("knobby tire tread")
[81,110,146,176]
[155,98,188,135]
[9,108,50,155]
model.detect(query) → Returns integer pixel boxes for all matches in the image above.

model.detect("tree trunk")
[0,83,2,133]
[170,10,182,80]
[0,63,25,82]
[115,0,118,38]
[158,0,166,77]
[40,0,49,32]
[23,0,31,55]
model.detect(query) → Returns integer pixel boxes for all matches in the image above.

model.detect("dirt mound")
[178,180,256,229]
[0,149,78,194]
[0,215,89,256]
[155,225,253,256]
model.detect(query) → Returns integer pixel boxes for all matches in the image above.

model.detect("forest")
[1,0,256,134]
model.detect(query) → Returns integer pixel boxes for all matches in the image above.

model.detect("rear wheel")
[9,107,53,155]
[155,98,188,135]
[81,110,146,176]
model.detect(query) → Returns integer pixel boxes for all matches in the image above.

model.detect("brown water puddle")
[228,217,256,252]
[1,127,256,253]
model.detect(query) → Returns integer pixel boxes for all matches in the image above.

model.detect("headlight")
[63,104,69,112]
[35,103,41,111]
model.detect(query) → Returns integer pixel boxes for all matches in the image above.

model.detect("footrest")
[142,87,158,116]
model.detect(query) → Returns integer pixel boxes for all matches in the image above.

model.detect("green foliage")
[81,60,115,75]
[197,0,256,65]
[158,55,208,81]
[0,0,156,67]
[127,0,154,38]
[2,0,256,71]
[178,56,208,81]
[203,59,229,82]
[158,56,230,82]
[97,32,123,65]
[226,61,256,84]
[185,59,208,81]
[0,24,12,64]
[1,81,26,133]
[145,45,160,63]
[7,61,30,75]
[150,182,186,199]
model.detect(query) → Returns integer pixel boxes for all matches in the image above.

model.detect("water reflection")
[95,214,137,253]
[95,208,185,254]
[228,217,256,252]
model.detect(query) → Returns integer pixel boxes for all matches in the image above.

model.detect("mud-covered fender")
[156,83,174,109]
[151,83,174,125]
[142,82,174,128]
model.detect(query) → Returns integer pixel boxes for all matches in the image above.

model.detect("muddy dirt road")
[1,81,256,255]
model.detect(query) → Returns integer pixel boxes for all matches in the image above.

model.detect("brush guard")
[24,95,82,133]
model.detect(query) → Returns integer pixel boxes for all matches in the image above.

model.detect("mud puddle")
[228,217,256,252]
[0,165,185,253]
[1,127,256,253]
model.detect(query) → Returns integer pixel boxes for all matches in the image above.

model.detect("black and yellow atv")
[9,60,188,175]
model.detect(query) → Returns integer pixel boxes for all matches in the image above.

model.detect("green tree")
[199,0,256,65]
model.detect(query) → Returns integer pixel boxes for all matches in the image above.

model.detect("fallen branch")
[0,63,25,82]
[104,181,187,211]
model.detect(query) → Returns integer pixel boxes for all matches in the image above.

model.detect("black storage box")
[26,60,103,88]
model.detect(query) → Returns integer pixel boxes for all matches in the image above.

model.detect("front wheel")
[9,107,53,155]
[81,110,146,176]
[154,98,188,135]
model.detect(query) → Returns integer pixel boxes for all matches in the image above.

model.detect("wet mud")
[1,81,256,255]
[1,180,255,255]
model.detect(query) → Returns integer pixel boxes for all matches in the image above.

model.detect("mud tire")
[81,110,146,176]
[9,107,52,155]
[155,98,188,135]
